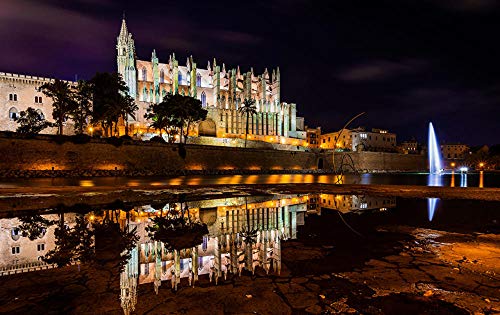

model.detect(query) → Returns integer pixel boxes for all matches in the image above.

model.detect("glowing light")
[479,162,484,168]
[89,215,95,221]
[428,122,442,174]
[427,198,438,221]
[451,162,456,168]
[459,167,468,172]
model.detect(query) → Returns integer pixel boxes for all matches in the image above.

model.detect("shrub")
[69,134,92,144]
[149,135,166,143]
[105,136,124,147]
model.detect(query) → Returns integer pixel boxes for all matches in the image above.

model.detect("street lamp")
[88,126,93,137]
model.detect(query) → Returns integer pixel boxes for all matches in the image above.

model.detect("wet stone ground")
[0,224,498,314]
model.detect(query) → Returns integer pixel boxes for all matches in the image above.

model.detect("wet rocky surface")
[0,215,497,314]
[1,183,499,213]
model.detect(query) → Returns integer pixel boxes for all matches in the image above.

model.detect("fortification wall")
[0,134,426,177]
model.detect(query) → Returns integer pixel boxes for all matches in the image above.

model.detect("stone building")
[319,127,397,152]
[0,214,77,276]
[0,72,69,134]
[116,18,305,142]
[398,139,419,154]
[441,143,469,160]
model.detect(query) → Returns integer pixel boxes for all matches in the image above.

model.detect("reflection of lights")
[79,180,95,187]
[427,198,438,221]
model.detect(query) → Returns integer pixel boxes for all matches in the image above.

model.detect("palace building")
[116,18,306,142]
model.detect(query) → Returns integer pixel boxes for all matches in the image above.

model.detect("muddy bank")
[0,183,499,212]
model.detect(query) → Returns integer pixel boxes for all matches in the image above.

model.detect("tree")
[90,72,131,137]
[72,80,93,134]
[238,98,257,148]
[40,79,76,135]
[120,94,138,136]
[145,94,208,143]
[15,107,53,135]
[144,100,182,142]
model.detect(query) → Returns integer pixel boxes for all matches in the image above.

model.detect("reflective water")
[0,171,498,188]
[0,193,497,314]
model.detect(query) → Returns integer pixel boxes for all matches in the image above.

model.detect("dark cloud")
[337,59,428,82]
[429,0,497,11]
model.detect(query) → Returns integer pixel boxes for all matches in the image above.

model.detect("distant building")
[317,194,396,213]
[319,127,397,152]
[305,126,321,148]
[441,143,469,160]
[398,139,419,154]
[0,72,72,134]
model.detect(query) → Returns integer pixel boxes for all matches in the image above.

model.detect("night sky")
[1,0,499,145]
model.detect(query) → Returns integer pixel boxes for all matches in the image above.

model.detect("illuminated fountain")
[428,122,443,174]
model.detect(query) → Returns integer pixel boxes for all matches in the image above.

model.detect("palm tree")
[40,79,76,135]
[238,98,257,148]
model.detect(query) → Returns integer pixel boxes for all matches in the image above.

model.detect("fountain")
[428,122,443,174]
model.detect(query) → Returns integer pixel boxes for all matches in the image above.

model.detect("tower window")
[37,244,45,251]
[201,91,207,107]
[9,107,18,120]
[36,109,45,120]
[196,74,202,87]
[178,73,183,84]
[142,68,147,81]
[9,93,18,101]
[11,246,20,255]
[160,70,165,83]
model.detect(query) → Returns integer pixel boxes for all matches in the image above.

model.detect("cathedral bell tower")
[117,17,137,99]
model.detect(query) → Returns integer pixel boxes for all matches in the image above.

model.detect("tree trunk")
[180,124,184,144]
[245,112,249,148]
[184,121,191,144]
[125,116,129,136]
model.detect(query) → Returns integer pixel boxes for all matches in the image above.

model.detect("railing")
[0,261,58,276]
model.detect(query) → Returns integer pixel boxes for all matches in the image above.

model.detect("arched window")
[142,87,148,102]
[178,73,183,84]
[11,227,20,241]
[196,74,202,87]
[9,107,18,120]
[201,91,207,107]
[36,109,44,120]
[142,68,147,81]
[159,69,165,83]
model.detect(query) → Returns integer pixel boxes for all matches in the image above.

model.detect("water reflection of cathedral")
[119,195,308,314]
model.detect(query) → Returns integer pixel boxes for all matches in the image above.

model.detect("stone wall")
[333,151,426,172]
[0,134,426,177]
[0,135,322,175]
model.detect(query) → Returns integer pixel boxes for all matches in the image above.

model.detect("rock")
[423,290,434,297]
[305,304,322,314]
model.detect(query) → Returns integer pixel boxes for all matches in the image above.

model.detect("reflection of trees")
[146,202,208,251]
[18,209,138,270]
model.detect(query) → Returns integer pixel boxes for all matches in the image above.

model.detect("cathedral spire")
[119,16,128,40]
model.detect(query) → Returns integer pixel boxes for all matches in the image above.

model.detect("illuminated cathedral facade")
[117,18,306,142]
